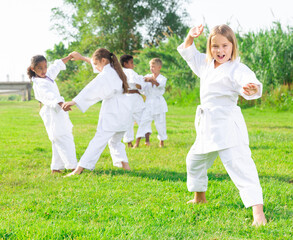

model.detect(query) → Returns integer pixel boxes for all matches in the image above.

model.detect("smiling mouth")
[217,55,225,60]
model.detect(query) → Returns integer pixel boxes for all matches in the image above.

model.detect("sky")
[0,0,292,82]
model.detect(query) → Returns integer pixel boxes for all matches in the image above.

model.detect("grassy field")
[0,101,292,239]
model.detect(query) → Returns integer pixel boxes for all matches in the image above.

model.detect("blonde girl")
[177,24,267,226]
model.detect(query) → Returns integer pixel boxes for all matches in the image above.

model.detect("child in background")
[133,58,168,148]
[120,54,145,148]
[177,24,266,226]
[62,49,132,176]
[27,55,77,173]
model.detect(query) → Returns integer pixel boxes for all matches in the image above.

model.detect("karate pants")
[123,110,144,143]
[186,143,263,208]
[136,112,167,141]
[78,129,128,170]
[51,134,77,170]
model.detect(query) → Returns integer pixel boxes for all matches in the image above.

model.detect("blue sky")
[0,0,292,82]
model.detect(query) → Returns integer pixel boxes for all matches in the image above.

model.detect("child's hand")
[69,52,83,61]
[62,101,76,111]
[144,77,152,82]
[243,83,259,96]
[188,24,204,38]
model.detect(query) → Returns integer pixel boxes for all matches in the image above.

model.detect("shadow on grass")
[92,168,293,184]
[92,168,234,183]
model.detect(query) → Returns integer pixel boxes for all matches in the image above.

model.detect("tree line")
[46,0,293,108]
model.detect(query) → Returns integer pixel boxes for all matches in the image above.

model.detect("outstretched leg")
[186,146,218,203]
[108,131,131,170]
[219,144,266,226]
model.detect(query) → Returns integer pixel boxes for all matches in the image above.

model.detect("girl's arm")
[61,55,74,64]
[233,64,263,100]
[183,24,204,48]
[70,51,91,64]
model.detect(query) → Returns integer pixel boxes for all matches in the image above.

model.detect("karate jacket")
[142,74,168,117]
[73,64,132,132]
[32,60,73,141]
[177,42,262,154]
[123,68,145,113]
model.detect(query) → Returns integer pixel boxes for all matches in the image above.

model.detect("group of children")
[27,24,266,226]
[28,48,168,176]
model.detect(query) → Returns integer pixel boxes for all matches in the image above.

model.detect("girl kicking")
[177,24,267,226]
[62,49,132,176]
[28,55,77,173]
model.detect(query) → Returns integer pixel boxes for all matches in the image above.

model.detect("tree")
[51,0,190,53]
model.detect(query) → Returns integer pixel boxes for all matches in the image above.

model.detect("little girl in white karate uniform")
[28,55,77,173]
[62,49,132,176]
[177,24,267,226]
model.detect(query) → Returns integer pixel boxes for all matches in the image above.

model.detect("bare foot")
[64,166,84,177]
[252,204,267,226]
[51,170,62,174]
[122,162,131,170]
[128,142,133,148]
[187,192,207,204]
[145,142,150,146]
[133,138,141,148]
[159,141,164,148]
[133,143,139,148]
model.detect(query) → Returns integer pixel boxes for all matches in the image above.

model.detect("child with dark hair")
[62,50,133,176]
[120,54,145,148]
[27,54,77,173]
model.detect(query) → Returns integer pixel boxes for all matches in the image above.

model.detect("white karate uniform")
[122,68,145,143]
[136,74,168,141]
[32,60,77,170]
[73,64,132,170]
[177,42,263,208]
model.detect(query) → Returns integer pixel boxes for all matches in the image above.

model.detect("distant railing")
[0,82,32,101]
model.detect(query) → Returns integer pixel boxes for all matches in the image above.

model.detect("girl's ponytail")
[27,67,35,80]
[92,48,129,93]
[109,53,129,93]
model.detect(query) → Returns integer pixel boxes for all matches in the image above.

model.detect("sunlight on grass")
[0,101,292,239]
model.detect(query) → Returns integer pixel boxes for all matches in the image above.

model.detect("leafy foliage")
[237,22,293,88]
[51,0,189,53]
[45,19,293,107]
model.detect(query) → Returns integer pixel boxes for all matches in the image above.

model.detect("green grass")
[0,101,292,239]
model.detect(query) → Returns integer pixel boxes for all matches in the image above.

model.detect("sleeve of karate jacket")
[177,42,207,78]
[155,74,167,90]
[46,59,66,80]
[34,80,64,109]
[232,63,263,100]
[73,73,113,113]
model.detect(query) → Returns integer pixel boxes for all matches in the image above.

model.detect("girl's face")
[93,58,109,72]
[210,34,233,68]
[31,60,47,78]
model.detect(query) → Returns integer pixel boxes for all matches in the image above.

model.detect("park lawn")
[0,101,292,240]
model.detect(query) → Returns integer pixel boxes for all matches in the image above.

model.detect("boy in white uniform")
[120,55,145,148]
[28,55,77,173]
[177,24,266,226]
[134,58,168,148]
